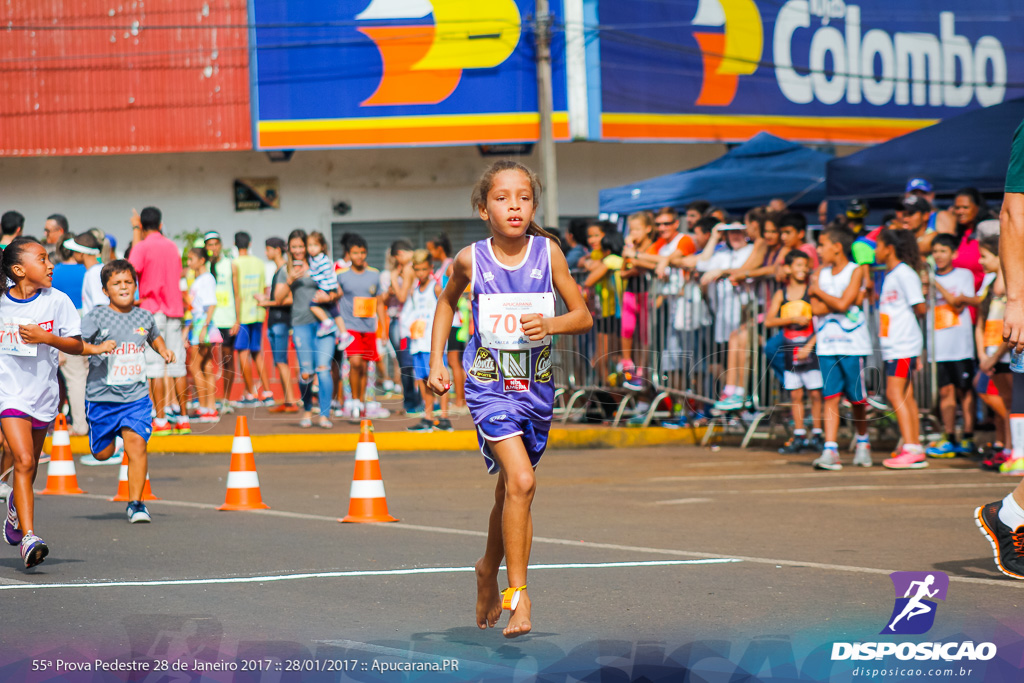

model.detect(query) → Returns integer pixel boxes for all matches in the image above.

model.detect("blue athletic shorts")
[86,396,154,454]
[818,355,867,404]
[476,411,550,475]
[412,351,447,380]
[235,322,263,352]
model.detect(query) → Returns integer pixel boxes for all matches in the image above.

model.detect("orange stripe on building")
[259,121,571,148]
[602,116,935,145]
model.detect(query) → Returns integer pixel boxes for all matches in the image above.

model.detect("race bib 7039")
[478,293,555,350]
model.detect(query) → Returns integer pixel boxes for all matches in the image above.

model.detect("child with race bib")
[401,250,451,432]
[875,229,929,469]
[81,260,176,523]
[0,238,84,568]
[427,161,592,638]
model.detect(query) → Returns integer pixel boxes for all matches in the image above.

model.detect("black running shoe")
[807,434,825,452]
[406,418,435,433]
[778,437,807,455]
[433,418,454,432]
[974,501,1024,580]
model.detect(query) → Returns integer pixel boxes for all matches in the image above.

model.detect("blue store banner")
[251,0,569,149]
[597,0,1024,144]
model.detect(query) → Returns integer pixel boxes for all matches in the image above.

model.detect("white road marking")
[45,491,1022,590]
[649,469,978,483]
[0,559,740,591]
[654,482,1011,502]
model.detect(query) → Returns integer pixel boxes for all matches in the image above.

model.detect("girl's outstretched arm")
[427,248,472,395]
[522,243,593,341]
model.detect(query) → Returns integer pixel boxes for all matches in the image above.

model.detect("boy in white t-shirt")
[925,233,979,458]
[874,230,929,469]
[807,226,873,471]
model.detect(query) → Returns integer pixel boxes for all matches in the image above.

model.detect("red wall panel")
[0,0,252,156]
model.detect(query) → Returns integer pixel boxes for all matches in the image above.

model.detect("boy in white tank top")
[807,226,873,471]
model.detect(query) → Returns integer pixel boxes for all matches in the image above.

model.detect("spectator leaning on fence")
[695,222,754,412]
[620,211,656,381]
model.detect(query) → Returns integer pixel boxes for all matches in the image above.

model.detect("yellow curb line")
[51,427,704,455]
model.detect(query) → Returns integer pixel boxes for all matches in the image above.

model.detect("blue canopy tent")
[598,132,830,215]
[827,98,1024,201]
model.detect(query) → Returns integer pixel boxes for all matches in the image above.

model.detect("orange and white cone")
[108,453,160,502]
[340,419,397,523]
[41,414,85,495]
[218,416,269,511]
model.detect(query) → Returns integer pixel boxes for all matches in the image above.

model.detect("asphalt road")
[1,442,1022,682]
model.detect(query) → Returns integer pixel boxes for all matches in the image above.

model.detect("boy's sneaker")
[926,439,957,458]
[999,458,1024,476]
[20,533,48,568]
[974,501,1024,580]
[80,451,122,466]
[126,501,152,524]
[4,495,23,545]
[407,418,435,432]
[957,439,976,456]
[233,395,260,408]
[269,403,299,414]
[812,448,842,471]
[165,404,181,418]
[883,449,928,469]
[259,391,276,406]
[365,404,391,420]
[807,434,825,452]
[434,418,454,432]
[982,449,1012,471]
[174,417,192,435]
[317,319,338,338]
[0,481,11,500]
[151,420,173,437]
[778,437,807,455]
[713,395,746,412]
[853,440,873,467]
[196,409,220,424]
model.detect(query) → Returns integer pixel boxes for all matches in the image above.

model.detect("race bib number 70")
[478,293,555,350]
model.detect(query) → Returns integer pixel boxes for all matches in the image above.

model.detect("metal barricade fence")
[551,261,944,447]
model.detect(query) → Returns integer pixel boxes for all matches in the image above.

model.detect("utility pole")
[535,0,560,230]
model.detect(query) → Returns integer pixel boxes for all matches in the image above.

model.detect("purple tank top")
[463,236,555,424]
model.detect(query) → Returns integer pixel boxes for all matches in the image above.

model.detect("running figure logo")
[881,571,949,635]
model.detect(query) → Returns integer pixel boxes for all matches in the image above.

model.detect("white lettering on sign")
[774,1,1006,108]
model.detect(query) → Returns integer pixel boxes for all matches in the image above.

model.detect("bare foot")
[503,590,531,638]
[475,559,501,629]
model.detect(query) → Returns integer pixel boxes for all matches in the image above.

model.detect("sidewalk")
[54,397,703,454]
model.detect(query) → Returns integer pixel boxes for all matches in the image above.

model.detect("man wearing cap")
[129,207,189,436]
[902,195,937,256]
[204,231,240,408]
[905,177,955,234]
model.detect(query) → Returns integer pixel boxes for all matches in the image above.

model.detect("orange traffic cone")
[108,452,160,502]
[218,416,269,511]
[41,414,85,495]
[341,419,398,523]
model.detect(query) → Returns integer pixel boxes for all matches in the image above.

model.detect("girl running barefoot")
[0,238,84,568]
[427,161,592,638]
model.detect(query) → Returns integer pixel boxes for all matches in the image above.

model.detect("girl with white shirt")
[875,230,928,469]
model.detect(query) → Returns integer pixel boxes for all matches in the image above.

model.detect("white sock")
[733,387,745,397]
[722,385,736,398]
[999,493,1024,530]
[904,444,923,454]
[1011,414,1024,459]
[824,441,838,451]
[794,429,806,437]
[856,433,870,443]
[812,428,823,435]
